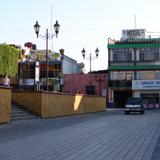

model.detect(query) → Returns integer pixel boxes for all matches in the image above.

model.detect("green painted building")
[108,29,160,108]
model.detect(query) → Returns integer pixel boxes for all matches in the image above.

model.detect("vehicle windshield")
[126,98,141,104]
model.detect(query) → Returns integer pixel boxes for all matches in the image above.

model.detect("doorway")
[114,90,132,108]
[86,85,95,95]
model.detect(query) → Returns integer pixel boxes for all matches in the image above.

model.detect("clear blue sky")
[0,0,160,72]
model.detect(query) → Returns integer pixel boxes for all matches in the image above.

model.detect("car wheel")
[125,111,128,114]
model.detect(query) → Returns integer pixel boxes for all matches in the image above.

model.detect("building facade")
[62,55,84,74]
[108,29,160,108]
[18,45,83,91]
[18,60,62,91]
[62,72,107,96]
[18,43,63,91]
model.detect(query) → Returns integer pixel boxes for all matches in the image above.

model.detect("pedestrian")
[3,74,10,87]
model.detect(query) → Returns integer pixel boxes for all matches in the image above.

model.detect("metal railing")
[108,80,132,88]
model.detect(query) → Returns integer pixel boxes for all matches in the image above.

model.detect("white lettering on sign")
[132,80,160,90]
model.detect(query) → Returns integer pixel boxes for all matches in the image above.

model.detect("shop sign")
[132,80,160,90]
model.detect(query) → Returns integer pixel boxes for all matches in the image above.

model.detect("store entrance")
[141,93,159,104]
[114,90,132,108]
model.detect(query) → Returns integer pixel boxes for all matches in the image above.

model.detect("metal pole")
[134,48,136,80]
[89,53,91,73]
[46,29,49,91]
[51,0,53,51]
[89,53,92,86]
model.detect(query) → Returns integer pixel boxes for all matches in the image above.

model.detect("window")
[137,71,160,80]
[112,49,132,61]
[110,71,133,80]
[18,63,35,79]
[139,48,159,61]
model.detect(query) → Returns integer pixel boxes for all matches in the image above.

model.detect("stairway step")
[11,103,40,121]
[11,113,35,117]
[11,116,40,121]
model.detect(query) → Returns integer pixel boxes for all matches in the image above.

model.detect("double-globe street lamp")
[34,20,60,91]
[81,48,100,85]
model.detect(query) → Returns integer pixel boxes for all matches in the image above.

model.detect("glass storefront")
[141,93,159,104]
[140,93,160,109]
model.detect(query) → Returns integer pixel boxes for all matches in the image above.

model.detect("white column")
[136,49,139,61]
[133,90,140,97]
[132,49,134,61]
[110,50,113,61]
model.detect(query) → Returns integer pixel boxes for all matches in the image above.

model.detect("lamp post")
[81,48,99,85]
[34,20,60,91]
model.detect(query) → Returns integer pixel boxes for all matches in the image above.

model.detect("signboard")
[20,79,34,86]
[35,61,40,82]
[132,80,160,90]
[122,29,145,40]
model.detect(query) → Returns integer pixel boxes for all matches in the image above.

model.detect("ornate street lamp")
[81,48,100,86]
[54,20,60,37]
[81,48,99,73]
[34,20,60,91]
[34,21,40,38]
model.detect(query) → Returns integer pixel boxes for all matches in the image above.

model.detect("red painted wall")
[62,73,108,96]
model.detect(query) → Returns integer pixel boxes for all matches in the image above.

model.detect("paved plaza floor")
[0,109,160,160]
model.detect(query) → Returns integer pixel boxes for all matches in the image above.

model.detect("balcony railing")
[136,60,160,65]
[109,60,160,66]
[108,80,132,88]
[109,61,134,66]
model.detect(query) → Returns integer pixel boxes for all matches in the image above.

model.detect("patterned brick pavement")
[0,110,160,160]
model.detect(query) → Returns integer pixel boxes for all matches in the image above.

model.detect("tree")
[0,44,19,77]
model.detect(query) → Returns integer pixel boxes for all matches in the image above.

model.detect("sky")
[1,0,160,72]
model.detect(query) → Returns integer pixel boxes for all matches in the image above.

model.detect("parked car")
[125,97,145,114]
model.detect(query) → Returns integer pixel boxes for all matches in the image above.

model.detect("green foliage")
[0,44,19,76]
[25,54,31,60]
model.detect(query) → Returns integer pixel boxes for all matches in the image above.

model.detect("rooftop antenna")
[134,15,137,29]
[51,0,53,51]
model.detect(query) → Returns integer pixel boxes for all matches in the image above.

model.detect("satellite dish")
[78,62,85,68]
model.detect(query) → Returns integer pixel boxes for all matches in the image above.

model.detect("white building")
[62,55,84,74]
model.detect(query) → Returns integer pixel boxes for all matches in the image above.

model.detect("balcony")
[109,61,134,66]
[109,80,132,88]
[136,60,160,65]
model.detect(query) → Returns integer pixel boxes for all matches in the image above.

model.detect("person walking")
[3,74,10,87]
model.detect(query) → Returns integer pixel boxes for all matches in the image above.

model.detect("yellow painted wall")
[42,93,106,118]
[12,91,42,116]
[12,91,106,118]
[0,87,11,123]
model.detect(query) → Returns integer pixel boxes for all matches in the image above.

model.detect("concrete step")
[11,104,40,121]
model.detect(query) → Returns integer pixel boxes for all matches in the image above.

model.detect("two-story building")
[108,29,160,108]
[18,45,83,91]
